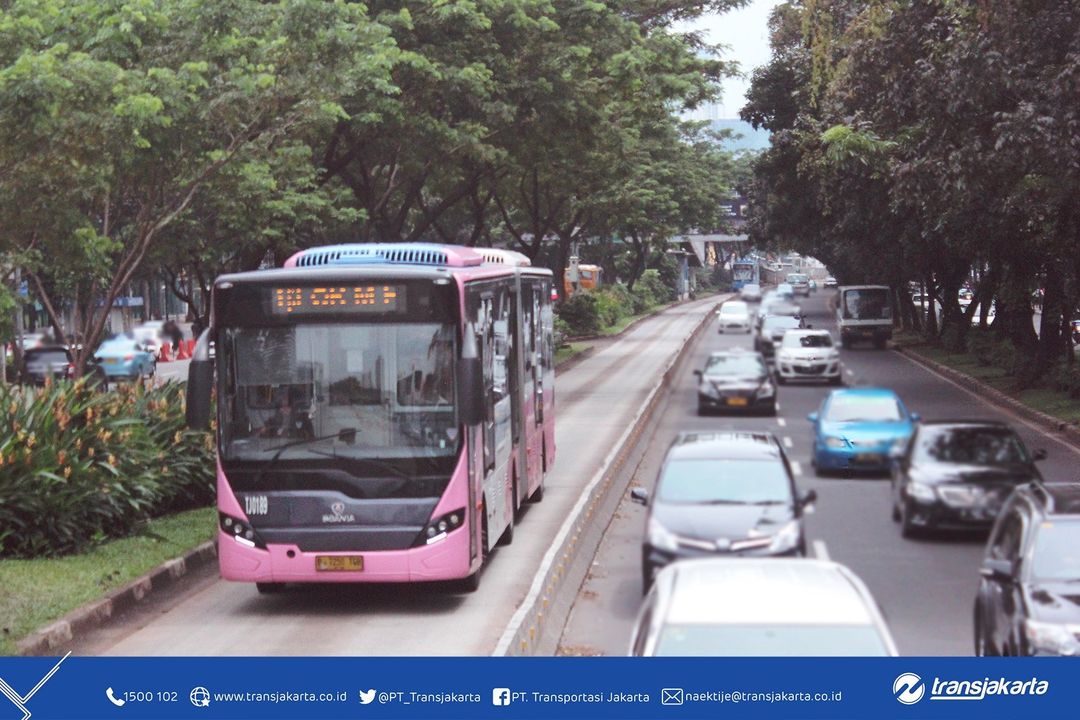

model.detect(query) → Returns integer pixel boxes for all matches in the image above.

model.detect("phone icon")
[106,688,126,707]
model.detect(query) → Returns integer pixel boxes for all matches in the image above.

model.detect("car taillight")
[66,363,75,377]
[123,354,135,361]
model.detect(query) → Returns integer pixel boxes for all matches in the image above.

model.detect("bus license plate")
[726,397,749,407]
[316,556,363,572]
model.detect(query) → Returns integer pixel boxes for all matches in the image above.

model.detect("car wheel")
[974,608,994,656]
[641,565,654,595]
[697,402,709,417]
[830,375,844,386]
[874,337,888,350]
[891,496,901,522]
[899,501,919,538]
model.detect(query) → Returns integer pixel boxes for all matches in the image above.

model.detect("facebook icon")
[492,688,512,706]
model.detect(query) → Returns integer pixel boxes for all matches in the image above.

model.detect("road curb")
[493,295,727,656]
[893,345,1080,448]
[554,345,596,373]
[16,540,218,656]
[565,293,725,344]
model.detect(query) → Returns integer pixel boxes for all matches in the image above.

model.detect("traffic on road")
[562,287,1080,657]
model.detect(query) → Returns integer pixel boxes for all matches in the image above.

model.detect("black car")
[890,421,1045,537]
[20,345,107,388]
[693,351,776,416]
[974,483,1080,656]
[631,432,816,591]
[755,315,802,358]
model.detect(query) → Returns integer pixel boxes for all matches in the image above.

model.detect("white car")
[786,273,811,297]
[739,283,762,302]
[132,325,165,356]
[629,558,898,656]
[716,300,752,334]
[775,329,842,385]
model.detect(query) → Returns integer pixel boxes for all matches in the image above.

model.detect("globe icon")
[189,687,211,707]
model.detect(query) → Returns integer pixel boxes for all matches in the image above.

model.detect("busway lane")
[559,292,1080,656]
[80,297,723,657]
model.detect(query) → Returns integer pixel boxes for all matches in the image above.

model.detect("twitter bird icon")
[359,689,377,705]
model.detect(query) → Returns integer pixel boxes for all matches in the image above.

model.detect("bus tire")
[256,582,283,594]
[458,510,489,593]
[529,474,545,503]
[498,504,514,546]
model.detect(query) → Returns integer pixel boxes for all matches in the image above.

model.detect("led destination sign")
[270,285,405,315]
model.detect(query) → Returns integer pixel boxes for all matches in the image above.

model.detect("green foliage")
[0,381,214,558]
[557,294,601,336]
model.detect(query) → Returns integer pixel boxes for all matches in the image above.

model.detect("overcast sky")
[684,0,783,118]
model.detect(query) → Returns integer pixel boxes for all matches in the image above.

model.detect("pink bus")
[185,244,556,593]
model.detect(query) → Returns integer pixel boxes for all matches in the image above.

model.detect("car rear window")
[26,350,69,364]
[703,355,765,376]
[782,334,832,348]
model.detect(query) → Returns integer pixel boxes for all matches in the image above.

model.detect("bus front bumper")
[218,526,475,583]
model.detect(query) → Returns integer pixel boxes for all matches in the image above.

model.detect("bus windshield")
[219,323,459,462]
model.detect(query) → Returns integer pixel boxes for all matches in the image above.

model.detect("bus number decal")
[244,495,269,516]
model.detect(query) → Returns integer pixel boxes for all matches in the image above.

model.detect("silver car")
[629,558,898,656]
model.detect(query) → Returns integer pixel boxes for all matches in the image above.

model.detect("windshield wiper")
[251,429,357,486]
[747,500,787,505]
[304,446,423,482]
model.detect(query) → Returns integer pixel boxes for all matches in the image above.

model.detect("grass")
[555,342,586,366]
[0,506,215,655]
[598,305,664,336]
[894,331,1080,426]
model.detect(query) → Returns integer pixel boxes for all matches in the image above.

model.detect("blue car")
[94,338,157,381]
[809,388,919,474]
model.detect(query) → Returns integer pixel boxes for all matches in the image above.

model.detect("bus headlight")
[416,508,466,546]
[219,512,267,549]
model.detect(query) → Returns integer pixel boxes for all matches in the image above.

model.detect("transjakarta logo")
[893,673,1049,703]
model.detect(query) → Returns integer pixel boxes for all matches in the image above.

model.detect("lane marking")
[783,436,794,449]
[812,540,830,561]
[791,461,803,476]
[892,350,1080,459]
[777,417,787,427]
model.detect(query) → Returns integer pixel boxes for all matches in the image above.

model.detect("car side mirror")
[980,558,1015,583]
[693,369,702,378]
[910,412,921,423]
[1031,448,1047,461]
[807,412,819,423]
[800,489,817,506]
[630,487,649,506]
[806,324,813,329]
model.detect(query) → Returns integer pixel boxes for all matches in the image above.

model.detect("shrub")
[592,285,633,328]
[1053,364,1080,399]
[0,380,214,558]
[633,269,673,309]
[557,293,601,335]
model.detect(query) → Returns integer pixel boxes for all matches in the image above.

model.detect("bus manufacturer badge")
[323,502,355,524]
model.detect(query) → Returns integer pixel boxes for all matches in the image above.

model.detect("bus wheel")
[256,582,283,594]
[498,502,515,546]
[529,473,545,503]
[458,510,488,593]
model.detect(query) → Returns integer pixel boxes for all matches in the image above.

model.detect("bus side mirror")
[186,360,213,430]
[456,357,483,426]
[186,329,214,430]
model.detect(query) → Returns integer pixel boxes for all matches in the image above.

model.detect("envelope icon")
[661,688,684,705]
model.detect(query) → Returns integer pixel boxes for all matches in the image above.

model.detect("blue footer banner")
[0,657,1075,720]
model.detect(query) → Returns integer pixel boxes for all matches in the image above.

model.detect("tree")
[0,0,397,373]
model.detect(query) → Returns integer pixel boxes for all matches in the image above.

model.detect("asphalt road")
[79,297,722,656]
[558,291,1080,657]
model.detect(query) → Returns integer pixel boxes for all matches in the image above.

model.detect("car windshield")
[658,458,791,504]
[220,323,458,461]
[825,395,903,422]
[720,303,748,316]
[763,316,800,331]
[703,355,765,376]
[743,284,760,293]
[99,340,141,353]
[782,334,832,349]
[654,624,889,656]
[915,427,1029,466]
[1030,521,1080,582]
